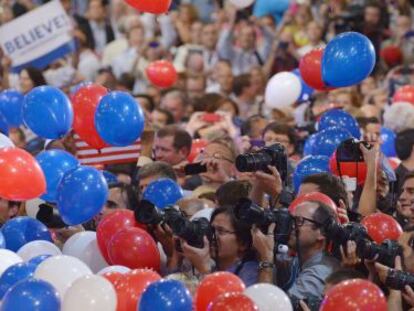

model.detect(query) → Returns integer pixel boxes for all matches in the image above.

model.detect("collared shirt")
[227,260,259,287]
[90,21,107,54]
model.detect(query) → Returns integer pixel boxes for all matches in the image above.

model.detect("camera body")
[235,143,288,181]
[336,138,371,163]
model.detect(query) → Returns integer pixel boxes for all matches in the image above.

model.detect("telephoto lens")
[385,269,414,291]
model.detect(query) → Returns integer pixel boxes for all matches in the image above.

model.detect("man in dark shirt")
[395,129,414,194]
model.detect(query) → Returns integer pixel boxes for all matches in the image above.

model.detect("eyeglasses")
[211,226,236,236]
[199,151,234,164]
[293,216,322,228]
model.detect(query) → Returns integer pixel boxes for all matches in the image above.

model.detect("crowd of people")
[1,0,414,310]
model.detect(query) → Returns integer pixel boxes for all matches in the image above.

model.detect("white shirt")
[90,21,107,55]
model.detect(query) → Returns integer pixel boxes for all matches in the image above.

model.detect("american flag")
[74,134,141,166]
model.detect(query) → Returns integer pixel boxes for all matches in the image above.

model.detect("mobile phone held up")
[202,113,222,123]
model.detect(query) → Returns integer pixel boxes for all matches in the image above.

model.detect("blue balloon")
[0,231,5,249]
[143,178,183,209]
[36,150,79,203]
[312,127,352,157]
[380,127,397,157]
[303,133,317,156]
[95,91,145,146]
[1,278,60,311]
[56,166,108,225]
[102,170,119,186]
[23,86,73,139]
[1,217,52,252]
[293,155,330,192]
[139,279,192,311]
[254,0,290,20]
[318,109,361,139]
[0,262,36,298]
[292,69,314,102]
[322,32,376,87]
[0,89,24,127]
[28,255,52,267]
[0,112,9,136]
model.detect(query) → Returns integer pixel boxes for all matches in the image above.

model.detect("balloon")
[293,155,330,192]
[97,210,139,263]
[244,283,293,311]
[299,49,331,90]
[264,72,301,109]
[229,0,255,9]
[146,60,178,88]
[108,227,160,271]
[381,45,402,67]
[292,68,314,102]
[1,216,52,252]
[34,255,92,297]
[318,109,361,139]
[124,0,171,14]
[0,133,14,148]
[102,170,119,185]
[0,147,46,201]
[253,0,289,18]
[0,89,24,127]
[17,240,61,261]
[0,231,5,249]
[62,231,108,273]
[115,269,161,311]
[98,265,131,275]
[329,150,367,185]
[28,254,52,267]
[392,85,414,105]
[102,271,124,286]
[320,279,387,311]
[139,279,192,311]
[322,32,376,87]
[72,84,108,150]
[361,213,403,244]
[95,91,145,146]
[209,292,258,311]
[0,249,23,275]
[194,272,245,311]
[62,275,117,311]
[36,150,79,202]
[188,139,207,163]
[0,262,36,298]
[380,127,397,157]
[0,113,9,135]
[312,127,352,157]
[289,192,337,217]
[56,166,108,225]
[142,178,183,209]
[1,278,60,311]
[303,133,317,156]
[23,86,73,139]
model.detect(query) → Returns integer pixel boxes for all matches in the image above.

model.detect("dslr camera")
[236,143,288,182]
[385,269,414,291]
[336,138,371,163]
[134,200,212,249]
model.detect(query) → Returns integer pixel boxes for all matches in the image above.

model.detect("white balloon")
[62,231,108,273]
[25,198,44,218]
[0,249,22,275]
[0,134,14,149]
[34,255,92,297]
[63,275,117,311]
[17,240,62,261]
[229,0,255,9]
[265,72,301,110]
[244,283,293,311]
[97,265,131,275]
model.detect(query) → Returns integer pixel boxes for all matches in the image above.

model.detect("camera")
[184,162,207,175]
[134,200,212,248]
[385,269,414,291]
[323,221,403,267]
[336,138,371,163]
[234,198,293,250]
[290,295,322,311]
[235,143,288,181]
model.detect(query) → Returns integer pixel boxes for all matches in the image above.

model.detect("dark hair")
[218,97,239,116]
[325,269,365,286]
[233,74,251,97]
[403,171,414,184]
[216,181,252,206]
[193,93,223,112]
[311,201,337,227]
[137,161,177,181]
[395,129,414,161]
[23,67,47,87]
[156,125,192,153]
[117,73,135,91]
[302,173,349,208]
[134,94,155,112]
[262,122,297,145]
[154,108,175,125]
[241,115,266,137]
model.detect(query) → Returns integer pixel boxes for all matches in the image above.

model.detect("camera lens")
[236,152,272,172]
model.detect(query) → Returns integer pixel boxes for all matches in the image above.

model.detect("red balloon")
[108,227,160,271]
[320,279,387,311]
[388,157,401,170]
[393,85,414,105]
[0,147,46,201]
[289,192,339,220]
[194,272,245,311]
[361,212,403,244]
[329,151,367,185]
[124,0,171,14]
[146,60,177,88]
[381,45,402,67]
[102,271,124,286]
[115,269,161,311]
[299,49,332,91]
[188,139,208,163]
[209,293,258,311]
[72,84,108,150]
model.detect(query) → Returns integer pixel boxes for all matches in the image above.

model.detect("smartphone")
[250,139,265,148]
[202,113,222,123]
[184,163,207,175]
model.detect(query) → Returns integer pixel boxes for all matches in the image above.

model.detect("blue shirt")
[227,260,259,287]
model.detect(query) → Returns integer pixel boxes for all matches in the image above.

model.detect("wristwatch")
[258,261,275,271]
